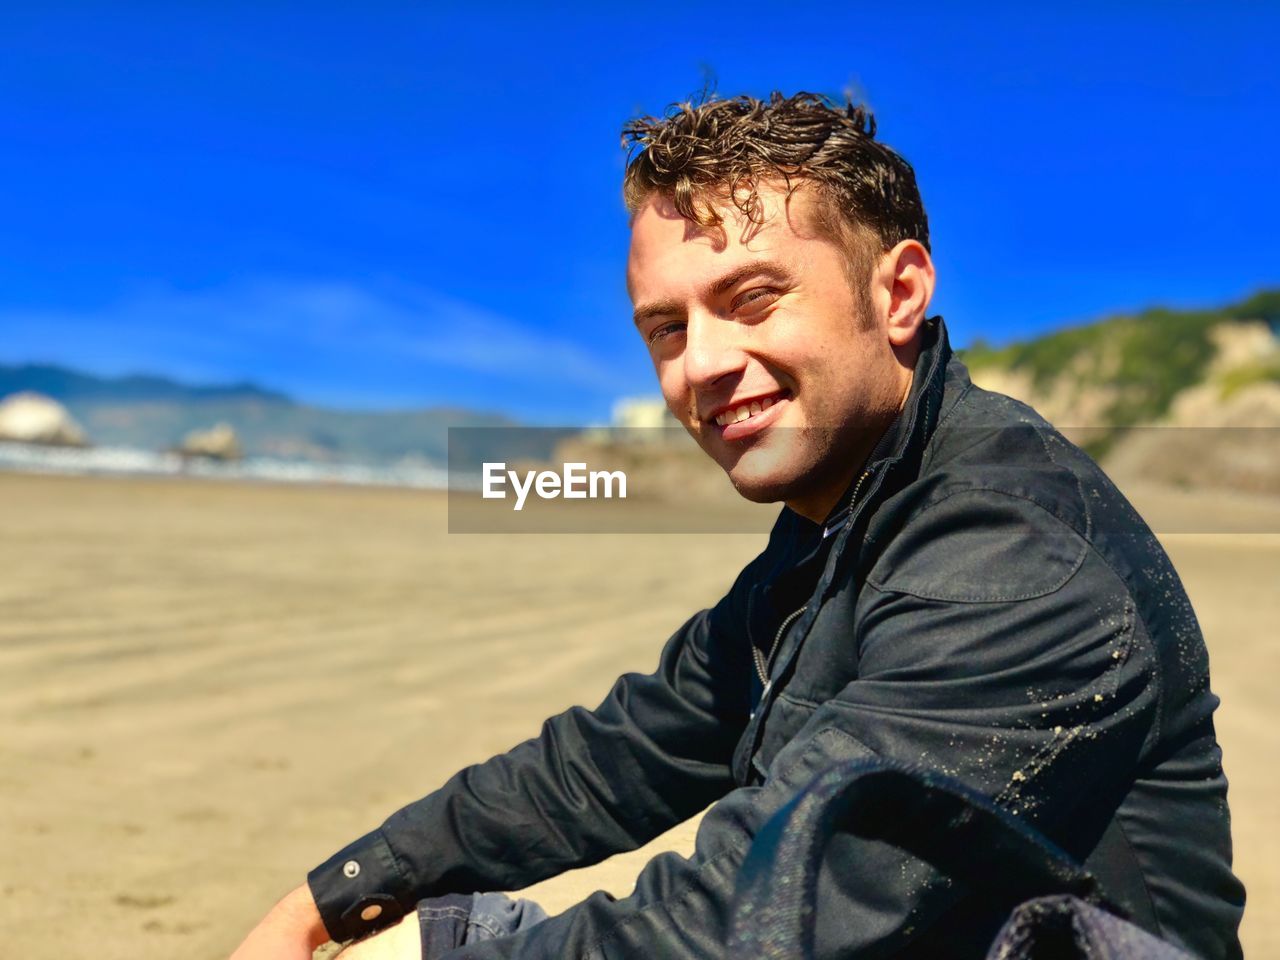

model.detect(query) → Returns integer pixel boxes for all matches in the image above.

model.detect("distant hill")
[959,289,1280,492]
[0,364,290,406]
[960,290,1280,430]
[0,363,514,466]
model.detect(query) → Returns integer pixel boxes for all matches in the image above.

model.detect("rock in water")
[178,423,243,461]
[0,392,89,446]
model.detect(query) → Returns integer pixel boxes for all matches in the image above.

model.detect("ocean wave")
[0,442,449,490]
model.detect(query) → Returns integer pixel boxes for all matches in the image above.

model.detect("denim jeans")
[417,892,548,959]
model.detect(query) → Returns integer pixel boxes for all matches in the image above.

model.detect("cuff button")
[342,859,361,879]
[360,904,383,922]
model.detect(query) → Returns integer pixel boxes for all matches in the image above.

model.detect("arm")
[228,602,752,957]
[228,533,773,959]
[304,562,760,944]
[438,494,1161,959]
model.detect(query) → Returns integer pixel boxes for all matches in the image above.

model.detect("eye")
[732,287,779,314]
[647,321,686,345]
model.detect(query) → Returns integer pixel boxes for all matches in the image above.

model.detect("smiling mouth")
[713,392,786,427]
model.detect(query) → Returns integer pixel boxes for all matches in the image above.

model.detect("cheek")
[789,356,857,425]
[656,363,693,418]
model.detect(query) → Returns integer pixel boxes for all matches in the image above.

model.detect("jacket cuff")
[307,828,415,943]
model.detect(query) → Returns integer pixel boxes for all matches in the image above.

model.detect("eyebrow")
[632,259,792,328]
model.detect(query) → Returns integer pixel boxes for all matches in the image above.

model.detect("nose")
[682,309,747,393]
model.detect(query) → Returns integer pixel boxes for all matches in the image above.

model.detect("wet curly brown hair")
[622,91,930,281]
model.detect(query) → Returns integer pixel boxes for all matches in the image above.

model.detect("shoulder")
[865,481,1090,603]
[866,379,1106,603]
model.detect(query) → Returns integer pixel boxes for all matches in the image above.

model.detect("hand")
[229,882,330,960]
[334,911,421,958]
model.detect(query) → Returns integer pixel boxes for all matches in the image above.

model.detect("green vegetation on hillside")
[1218,358,1280,401]
[960,289,1279,429]
[1223,289,1280,325]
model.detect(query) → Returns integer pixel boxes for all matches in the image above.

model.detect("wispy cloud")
[0,277,638,416]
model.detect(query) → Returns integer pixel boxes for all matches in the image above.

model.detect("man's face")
[626,184,911,520]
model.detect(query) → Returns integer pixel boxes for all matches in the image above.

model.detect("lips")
[707,390,790,441]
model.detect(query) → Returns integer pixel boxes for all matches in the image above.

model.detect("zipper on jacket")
[754,604,806,688]
[753,468,873,700]
[822,467,874,539]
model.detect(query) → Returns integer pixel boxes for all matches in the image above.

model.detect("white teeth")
[715,396,782,427]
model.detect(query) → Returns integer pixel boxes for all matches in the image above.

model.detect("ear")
[875,240,936,348]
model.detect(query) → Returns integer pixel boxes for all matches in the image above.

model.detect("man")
[230,92,1244,959]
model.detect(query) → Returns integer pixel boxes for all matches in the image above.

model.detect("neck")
[785,368,916,524]
[785,464,862,524]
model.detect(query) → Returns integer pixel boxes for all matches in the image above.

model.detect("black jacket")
[309,318,1244,958]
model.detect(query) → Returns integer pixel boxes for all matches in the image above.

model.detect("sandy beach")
[0,471,1274,959]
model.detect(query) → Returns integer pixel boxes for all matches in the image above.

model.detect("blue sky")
[0,3,1275,422]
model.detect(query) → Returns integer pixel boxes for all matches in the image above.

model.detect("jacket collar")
[815,315,952,536]
[869,315,951,475]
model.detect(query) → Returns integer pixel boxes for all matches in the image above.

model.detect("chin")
[725,472,794,504]
[718,443,814,505]
[709,425,859,514]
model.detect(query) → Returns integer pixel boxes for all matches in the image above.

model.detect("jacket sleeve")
[307,563,759,943]
[438,491,1161,959]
